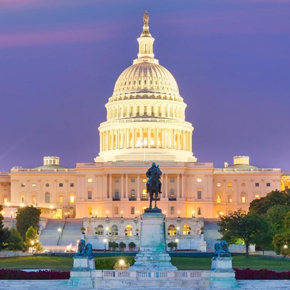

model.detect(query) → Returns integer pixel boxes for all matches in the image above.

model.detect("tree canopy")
[249,190,290,215]
[16,206,41,239]
[6,228,25,252]
[218,210,266,256]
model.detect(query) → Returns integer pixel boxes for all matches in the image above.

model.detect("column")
[171,129,174,149]
[109,174,112,199]
[94,175,98,200]
[162,129,165,148]
[148,128,151,148]
[165,174,168,199]
[141,128,144,148]
[103,174,108,199]
[121,174,124,199]
[137,174,140,200]
[181,174,185,199]
[125,174,128,199]
[156,129,158,148]
[177,174,180,199]
[126,129,129,148]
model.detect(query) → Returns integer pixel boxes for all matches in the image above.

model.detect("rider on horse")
[146,162,162,194]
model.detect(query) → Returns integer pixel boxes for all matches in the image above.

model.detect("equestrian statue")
[145,163,162,212]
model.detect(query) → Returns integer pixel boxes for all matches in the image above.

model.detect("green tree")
[249,190,290,215]
[218,210,266,257]
[25,226,42,252]
[265,205,290,233]
[7,228,25,252]
[1,228,11,249]
[16,206,41,239]
[272,231,290,257]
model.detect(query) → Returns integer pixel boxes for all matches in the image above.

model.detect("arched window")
[96,225,104,235]
[114,189,120,200]
[241,192,246,204]
[142,189,148,200]
[130,189,136,200]
[125,224,132,236]
[45,192,50,203]
[168,224,176,236]
[182,224,191,235]
[111,225,118,236]
[169,189,175,200]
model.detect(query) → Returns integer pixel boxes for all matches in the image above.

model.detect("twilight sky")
[0,0,290,171]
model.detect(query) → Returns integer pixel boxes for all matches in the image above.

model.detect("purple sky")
[0,0,290,171]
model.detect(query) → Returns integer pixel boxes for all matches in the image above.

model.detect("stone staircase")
[39,219,65,246]
[58,218,83,246]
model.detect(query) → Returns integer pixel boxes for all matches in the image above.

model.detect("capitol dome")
[112,62,181,100]
[95,12,196,163]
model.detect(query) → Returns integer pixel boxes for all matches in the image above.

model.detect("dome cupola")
[95,12,196,163]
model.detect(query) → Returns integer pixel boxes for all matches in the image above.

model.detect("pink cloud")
[0,22,128,48]
[157,6,290,36]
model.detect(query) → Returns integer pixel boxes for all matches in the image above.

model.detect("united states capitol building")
[0,13,289,251]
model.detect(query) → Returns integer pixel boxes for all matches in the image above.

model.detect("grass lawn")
[171,256,290,272]
[0,255,289,272]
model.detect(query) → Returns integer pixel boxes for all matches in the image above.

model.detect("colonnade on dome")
[100,127,192,152]
[106,99,186,120]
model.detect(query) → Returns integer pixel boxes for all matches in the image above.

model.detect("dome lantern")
[134,11,158,64]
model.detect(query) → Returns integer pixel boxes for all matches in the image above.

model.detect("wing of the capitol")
[0,13,289,251]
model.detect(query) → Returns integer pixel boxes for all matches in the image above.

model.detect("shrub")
[119,242,126,250]
[167,241,177,251]
[0,269,69,280]
[128,242,136,249]
[234,268,290,280]
[95,257,135,270]
[108,241,119,251]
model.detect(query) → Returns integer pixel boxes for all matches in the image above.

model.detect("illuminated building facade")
[0,13,287,222]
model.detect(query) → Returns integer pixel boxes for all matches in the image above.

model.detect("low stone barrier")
[0,280,290,290]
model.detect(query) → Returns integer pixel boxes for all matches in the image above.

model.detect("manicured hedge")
[1,268,290,280]
[234,268,290,280]
[0,269,70,280]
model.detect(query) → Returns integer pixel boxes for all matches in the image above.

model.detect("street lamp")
[175,238,179,250]
[103,238,107,251]
[192,210,195,218]
[57,227,62,239]
[30,240,35,253]
[119,259,124,270]
[176,227,180,236]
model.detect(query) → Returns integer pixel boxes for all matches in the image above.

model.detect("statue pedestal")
[69,257,95,287]
[210,257,237,289]
[129,212,177,271]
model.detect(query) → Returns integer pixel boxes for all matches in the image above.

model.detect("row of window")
[93,224,195,236]
[20,193,75,205]
[91,206,202,217]
[217,182,271,187]
[216,194,261,204]
[21,183,75,188]
[19,180,273,188]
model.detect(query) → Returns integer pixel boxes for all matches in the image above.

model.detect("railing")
[168,197,177,201]
[214,168,281,173]
[101,270,204,279]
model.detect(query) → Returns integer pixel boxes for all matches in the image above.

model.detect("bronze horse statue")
[145,163,162,212]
